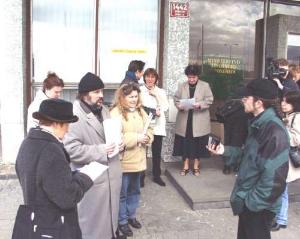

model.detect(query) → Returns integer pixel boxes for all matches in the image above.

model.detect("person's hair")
[128,60,145,72]
[184,64,201,76]
[253,96,282,118]
[275,58,289,67]
[77,92,89,101]
[283,91,300,113]
[289,64,297,79]
[38,117,65,127]
[143,68,159,84]
[42,72,64,92]
[112,83,142,121]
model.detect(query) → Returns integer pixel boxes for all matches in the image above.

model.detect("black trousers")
[152,135,163,178]
[237,207,275,239]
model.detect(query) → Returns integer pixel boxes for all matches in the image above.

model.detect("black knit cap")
[240,79,278,100]
[78,72,104,93]
[33,99,78,123]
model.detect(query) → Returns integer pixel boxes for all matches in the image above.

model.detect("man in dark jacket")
[120,60,145,86]
[272,58,299,96]
[208,79,289,239]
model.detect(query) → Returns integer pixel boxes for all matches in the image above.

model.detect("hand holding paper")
[179,98,195,110]
[103,118,122,158]
[79,161,109,181]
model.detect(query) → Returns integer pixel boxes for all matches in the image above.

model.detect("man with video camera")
[270,58,299,96]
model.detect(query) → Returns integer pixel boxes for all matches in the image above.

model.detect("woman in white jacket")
[27,72,64,132]
[271,90,300,231]
[140,68,169,186]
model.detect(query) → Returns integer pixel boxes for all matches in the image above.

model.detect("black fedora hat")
[33,99,78,123]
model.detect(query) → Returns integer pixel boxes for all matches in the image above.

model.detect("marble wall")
[162,0,190,162]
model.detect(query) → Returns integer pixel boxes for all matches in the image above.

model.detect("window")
[32,0,95,83]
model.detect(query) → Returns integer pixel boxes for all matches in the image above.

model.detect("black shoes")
[118,219,142,237]
[118,224,133,237]
[128,218,142,229]
[153,177,166,186]
[270,222,287,231]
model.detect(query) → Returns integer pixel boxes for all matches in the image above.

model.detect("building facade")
[1,0,300,163]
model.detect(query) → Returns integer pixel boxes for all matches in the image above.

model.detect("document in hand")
[179,98,195,110]
[103,117,122,158]
[79,161,109,181]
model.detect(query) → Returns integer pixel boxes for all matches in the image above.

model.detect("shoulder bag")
[289,114,300,168]
[12,154,73,238]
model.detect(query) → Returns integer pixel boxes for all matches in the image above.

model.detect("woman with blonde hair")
[110,83,153,237]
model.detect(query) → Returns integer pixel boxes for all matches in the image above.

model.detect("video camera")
[266,59,288,81]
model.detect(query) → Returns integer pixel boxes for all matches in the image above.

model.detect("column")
[0,0,25,163]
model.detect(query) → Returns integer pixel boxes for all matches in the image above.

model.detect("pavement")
[1,161,300,239]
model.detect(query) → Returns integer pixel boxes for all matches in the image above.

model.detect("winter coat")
[225,108,289,215]
[140,85,169,136]
[285,112,300,183]
[174,80,213,137]
[63,100,122,239]
[16,128,93,239]
[27,90,48,132]
[110,107,153,173]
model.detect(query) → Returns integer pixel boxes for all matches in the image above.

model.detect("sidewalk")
[1,163,300,239]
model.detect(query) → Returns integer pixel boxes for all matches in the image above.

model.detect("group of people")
[15,60,170,239]
[208,58,300,239]
[13,57,300,239]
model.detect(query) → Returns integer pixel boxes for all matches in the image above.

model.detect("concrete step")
[165,157,300,210]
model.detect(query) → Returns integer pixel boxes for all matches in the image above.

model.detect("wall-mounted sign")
[170,2,189,18]
[204,56,242,75]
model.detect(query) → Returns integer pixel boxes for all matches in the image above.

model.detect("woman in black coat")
[14,99,94,239]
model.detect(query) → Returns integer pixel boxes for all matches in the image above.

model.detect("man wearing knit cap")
[208,79,289,239]
[64,72,124,239]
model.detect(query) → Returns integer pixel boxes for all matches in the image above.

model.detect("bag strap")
[291,113,297,129]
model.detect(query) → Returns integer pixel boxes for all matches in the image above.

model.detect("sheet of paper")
[103,117,122,158]
[179,98,195,110]
[79,161,109,181]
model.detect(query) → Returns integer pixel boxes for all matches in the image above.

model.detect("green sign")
[201,56,244,100]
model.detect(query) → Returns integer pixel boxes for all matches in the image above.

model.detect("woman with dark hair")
[27,72,64,132]
[110,83,153,237]
[140,68,169,186]
[271,90,300,231]
[14,99,96,239]
[173,64,214,176]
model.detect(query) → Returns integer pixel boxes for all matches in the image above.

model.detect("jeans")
[276,185,288,226]
[118,172,141,225]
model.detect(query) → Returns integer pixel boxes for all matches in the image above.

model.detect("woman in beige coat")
[173,64,214,176]
[110,83,153,237]
[271,91,300,231]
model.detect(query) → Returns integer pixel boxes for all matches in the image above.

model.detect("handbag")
[215,99,243,123]
[289,114,300,168]
[143,106,157,119]
[12,156,68,239]
[12,205,66,239]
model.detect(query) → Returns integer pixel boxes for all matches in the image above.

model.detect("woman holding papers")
[14,99,96,239]
[140,68,169,186]
[110,83,153,237]
[173,64,214,176]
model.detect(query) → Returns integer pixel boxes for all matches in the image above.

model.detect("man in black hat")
[63,72,124,239]
[208,79,289,239]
